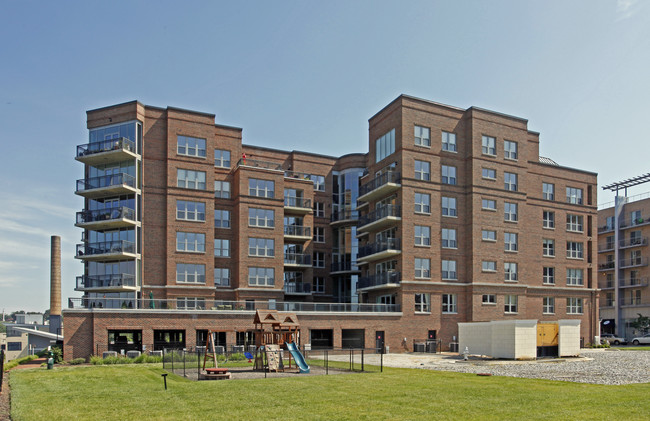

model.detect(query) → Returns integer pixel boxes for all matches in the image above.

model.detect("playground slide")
[286,342,310,374]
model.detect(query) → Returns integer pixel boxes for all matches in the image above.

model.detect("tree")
[0,322,5,333]
[630,313,650,334]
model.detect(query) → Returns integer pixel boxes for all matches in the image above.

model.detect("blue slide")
[286,342,310,374]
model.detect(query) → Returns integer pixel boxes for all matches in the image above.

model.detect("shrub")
[69,358,87,365]
[89,355,104,365]
[37,346,63,363]
[230,353,246,361]
[4,355,38,371]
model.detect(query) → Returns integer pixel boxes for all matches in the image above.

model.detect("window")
[415,258,431,279]
[414,160,431,181]
[442,294,457,313]
[248,267,274,286]
[543,267,555,284]
[482,135,496,155]
[177,135,206,158]
[176,200,206,222]
[504,140,518,160]
[214,180,231,198]
[214,268,230,287]
[313,252,325,268]
[249,178,274,198]
[543,297,555,314]
[482,168,496,179]
[442,131,457,152]
[308,174,325,191]
[176,263,205,283]
[376,128,396,162]
[249,208,274,228]
[543,211,555,229]
[482,199,496,210]
[566,268,584,286]
[482,294,496,304]
[249,238,275,257]
[504,172,518,191]
[7,342,22,351]
[176,297,205,310]
[567,297,583,314]
[177,169,206,190]
[504,202,518,222]
[313,277,325,293]
[176,232,205,253]
[566,214,583,232]
[566,241,583,259]
[414,125,430,147]
[631,210,643,225]
[482,230,496,241]
[415,193,431,214]
[566,187,583,204]
[482,261,496,272]
[441,165,457,185]
[543,183,555,200]
[442,260,457,280]
[415,293,431,313]
[314,227,325,243]
[441,228,457,248]
[504,295,518,313]
[505,262,518,281]
[214,239,230,257]
[214,149,231,168]
[543,239,555,257]
[214,209,231,228]
[605,292,614,307]
[314,202,325,217]
[415,225,431,246]
[504,232,518,252]
[442,196,457,216]
[630,231,642,246]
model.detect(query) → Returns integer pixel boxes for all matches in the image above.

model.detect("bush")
[90,353,162,365]
[37,346,63,363]
[69,358,86,365]
[4,355,38,371]
[229,353,246,361]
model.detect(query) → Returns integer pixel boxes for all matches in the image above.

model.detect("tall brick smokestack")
[50,235,62,336]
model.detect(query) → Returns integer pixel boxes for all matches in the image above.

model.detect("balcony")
[357,205,401,233]
[598,224,615,234]
[619,215,650,230]
[597,242,615,253]
[620,237,648,249]
[330,210,359,227]
[76,274,137,292]
[76,138,138,166]
[620,298,645,307]
[358,171,401,202]
[284,196,312,214]
[75,207,137,230]
[358,271,401,290]
[283,282,312,295]
[598,262,615,272]
[75,173,137,199]
[283,225,311,241]
[236,158,283,171]
[284,253,312,268]
[619,257,648,269]
[330,261,361,275]
[620,277,649,288]
[75,240,138,261]
[357,238,401,263]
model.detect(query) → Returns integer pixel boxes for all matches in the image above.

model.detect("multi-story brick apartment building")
[598,177,650,339]
[64,95,599,359]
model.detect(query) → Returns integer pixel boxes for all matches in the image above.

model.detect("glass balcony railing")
[283,282,312,294]
[76,173,136,192]
[619,257,648,268]
[330,209,359,223]
[76,240,136,258]
[330,261,359,273]
[284,196,312,209]
[358,205,401,227]
[358,238,401,259]
[284,253,311,266]
[284,225,311,237]
[359,171,401,197]
[76,138,136,158]
[358,272,401,289]
[76,207,136,225]
[76,274,136,289]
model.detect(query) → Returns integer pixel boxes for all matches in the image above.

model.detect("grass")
[9,363,650,420]
[618,346,650,351]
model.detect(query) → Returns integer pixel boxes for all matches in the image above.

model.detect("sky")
[0,0,649,313]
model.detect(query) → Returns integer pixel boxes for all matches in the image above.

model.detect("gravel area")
[342,349,650,385]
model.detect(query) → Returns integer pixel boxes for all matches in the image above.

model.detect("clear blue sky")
[1,0,649,313]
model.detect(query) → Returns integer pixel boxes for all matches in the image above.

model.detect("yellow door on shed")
[537,323,559,347]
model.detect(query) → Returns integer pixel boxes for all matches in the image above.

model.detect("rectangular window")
[441,165,457,185]
[482,261,496,272]
[566,241,584,259]
[442,294,457,314]
[482,168,496,179]
[414,125,430,147]
[441,228,457,249]
[376,128,396,163]
[249,178,275,198]
[415,193,431,214]
[314,202,325,217]
[314,227,325,243]
[543,297,555,314]
[414,160,431,181]
[313,277,325,293]
[214,180,231,198]
[249,208,275,228]
[442,131,457,152]
[176,232,205,253]
[176,263,205,284]
[566,214,584,232]
[313,252,325,268]
[249,238,275,257]
[176,200,206,222]
[631,210,643,225]
[566,268,584,286]
[7,342,22,351]
[504,202,518,222]
[214,268,230,287]
[630,231,642,246]
[543,267,555,284]
[415,293,431,313]
[567,297,583,314]
[307,174,326,191]
[505,262,518,281]
[442,196,457,216]
[543,239,555,257]
[177,169,206,190]
[482,294,496,304]
[504,172,518,191]
[482,135,496,155]
[482,230,496,241]
[543,183,555,200]
[214,209,231,228]
[504,140,518,160]
[543,211,555,229]
[177,135,206,158]
[415,258,431,279]
[248,267,274,286]
[214,239,230,257]
[482,199,496,210]
[566,187,583,205]
[442,260,457,280]
[415,225,431,246]
[504,295,518,313]
[504,232,518,252]
[214,149,231,168]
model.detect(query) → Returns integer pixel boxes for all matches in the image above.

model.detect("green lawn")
[618,346,650,351]
[9,364,650,420]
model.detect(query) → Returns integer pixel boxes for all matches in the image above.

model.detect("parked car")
[600,333,627,345]
[631,333,650,345]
